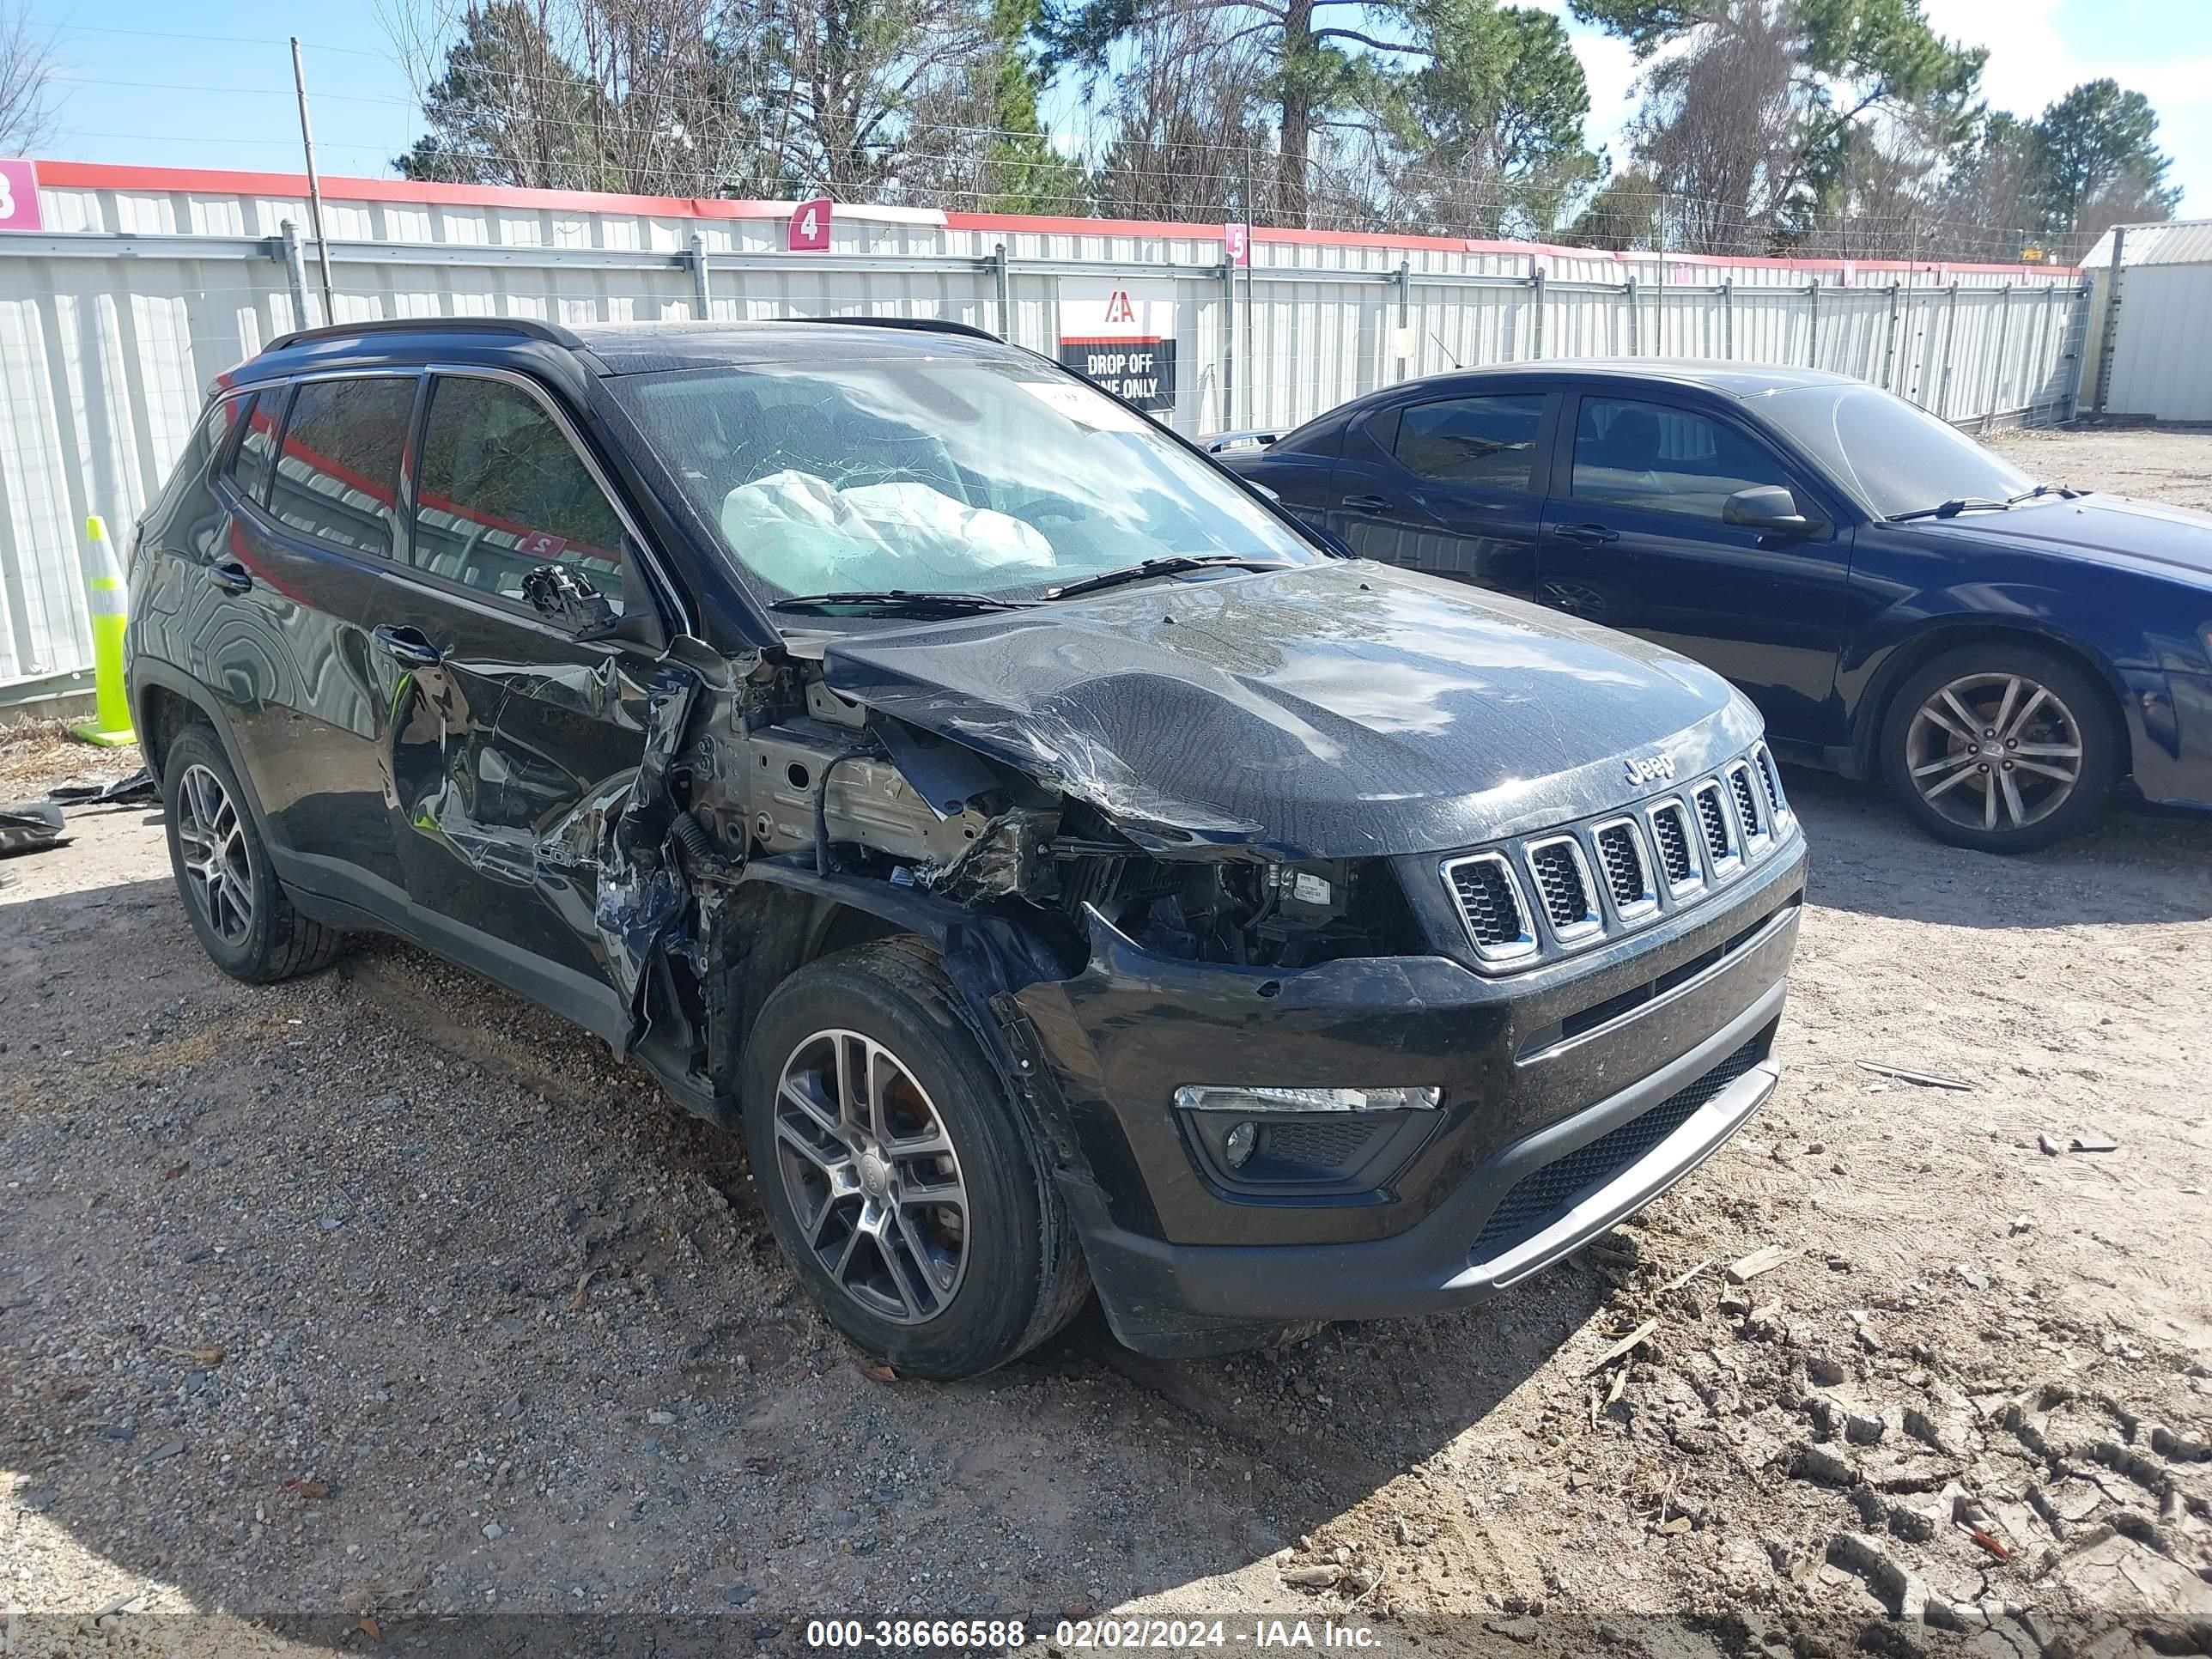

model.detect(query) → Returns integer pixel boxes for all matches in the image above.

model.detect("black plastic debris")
[46,768,157,809]
[0,799,67,857]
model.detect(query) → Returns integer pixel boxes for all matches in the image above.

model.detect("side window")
[228,387,283,507]
[412,376,628,615]
[1390,394,1545,491]
[1571,397,1793,521]
[270,377,415,556]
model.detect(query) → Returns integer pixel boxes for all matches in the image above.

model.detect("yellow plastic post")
[70,514,138,748]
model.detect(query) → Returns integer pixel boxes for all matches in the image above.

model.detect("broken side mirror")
[523,562,617,635]
[1723,485,1820,537]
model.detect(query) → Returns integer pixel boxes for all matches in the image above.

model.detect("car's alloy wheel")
[173,761,255,946]
[159,723,347,981]
[1904,671,2083,835]
[739,939,1090,1377]
[771,1028,970,1325]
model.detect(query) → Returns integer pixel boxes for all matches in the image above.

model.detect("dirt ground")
[3,427,2210,1658]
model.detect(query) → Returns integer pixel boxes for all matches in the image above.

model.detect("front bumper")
[1062,982,1778,1351]
[1012,836,1803,1356]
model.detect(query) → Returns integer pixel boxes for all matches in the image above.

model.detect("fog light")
[1172,1085,1443,1113]
[1224,1121,1257,1169]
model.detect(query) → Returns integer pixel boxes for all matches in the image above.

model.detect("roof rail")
[769,314,1005,345]
[264,316,585,355]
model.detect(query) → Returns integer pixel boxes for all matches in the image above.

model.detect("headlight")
[1172,1085,1443,1113]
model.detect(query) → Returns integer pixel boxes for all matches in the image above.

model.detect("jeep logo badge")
[1624,754,1676,787]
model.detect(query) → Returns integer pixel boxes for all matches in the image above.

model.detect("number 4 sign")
[787,197,833,252]
[0,160,43,233]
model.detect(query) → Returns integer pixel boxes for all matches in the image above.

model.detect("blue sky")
[22,0,2212,216]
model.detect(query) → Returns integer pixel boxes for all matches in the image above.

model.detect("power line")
[40,20,398,60]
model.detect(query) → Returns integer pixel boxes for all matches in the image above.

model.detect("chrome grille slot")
[1443,852,1537,963]
[1729,763,1765,842]
[1649,800,1699,891]
[1692,781,1737,869]
[1591,817,1657,921]
[1524,837,1601,939]
[1755,744,1788,821]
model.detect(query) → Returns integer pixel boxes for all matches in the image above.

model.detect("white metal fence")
[0,164,2091,704]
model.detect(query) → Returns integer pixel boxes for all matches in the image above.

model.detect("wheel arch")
[128,661,283,841]
[1848,618,2132,783]
[708,861,1075,1133]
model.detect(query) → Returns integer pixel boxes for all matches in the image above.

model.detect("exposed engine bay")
[667,655,1419,975]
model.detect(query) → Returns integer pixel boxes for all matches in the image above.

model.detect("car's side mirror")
[1723,485,1820,536]
[522,562,617,634]
[1249,480,1283,504]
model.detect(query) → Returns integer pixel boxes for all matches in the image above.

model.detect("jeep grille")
[1440,744,1796,973]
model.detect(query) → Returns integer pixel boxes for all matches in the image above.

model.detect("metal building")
[2081,219,2212,421]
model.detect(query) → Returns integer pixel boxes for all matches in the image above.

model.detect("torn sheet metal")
[818,560,1757,860]
[529,657,707,1050]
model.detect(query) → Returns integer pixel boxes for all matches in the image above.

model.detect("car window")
[270,377,414,556]
[228,387,283,507]
[1391,394,1544,491]
[411,376,628,615]
[1571,397,1793,521]
[1757,383,2032,518]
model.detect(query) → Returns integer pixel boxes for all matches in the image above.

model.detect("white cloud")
[1917,0,2207,212]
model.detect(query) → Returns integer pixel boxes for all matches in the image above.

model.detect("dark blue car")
[1214,362,2212,852]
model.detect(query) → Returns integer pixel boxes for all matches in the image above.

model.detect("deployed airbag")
[720,470,1054,595]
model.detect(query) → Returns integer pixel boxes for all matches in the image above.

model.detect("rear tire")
[739,937,1089,1380]
[1879,641,2119,854]
[161,724,346,981]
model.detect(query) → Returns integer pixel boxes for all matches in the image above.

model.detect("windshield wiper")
[1889,497,2013,523]
[1042,555,1298,601]
[769,589,1038,617]
[2006,481,2085,504]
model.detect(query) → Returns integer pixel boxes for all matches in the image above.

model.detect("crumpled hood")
[1907,494,2212,582]
[817,560,1761,860]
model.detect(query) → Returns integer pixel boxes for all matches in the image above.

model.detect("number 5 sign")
[0,160,43,233]
[787,197,832,252]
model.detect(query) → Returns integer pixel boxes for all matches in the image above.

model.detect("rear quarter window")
[141,392,247,562]
[227,388,283,507]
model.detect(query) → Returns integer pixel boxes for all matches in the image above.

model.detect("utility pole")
[291,37,337,325]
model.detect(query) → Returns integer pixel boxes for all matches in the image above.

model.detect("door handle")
[373,624,442,668]
[1553,523,1620,545]
[1341,493,1395,511]
[207,559,253,595]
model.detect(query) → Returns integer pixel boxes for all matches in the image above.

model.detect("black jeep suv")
[129,317,1804,1378]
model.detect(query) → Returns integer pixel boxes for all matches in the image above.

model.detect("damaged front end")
[576,558,1801,1358]
[580,628,1431,1105]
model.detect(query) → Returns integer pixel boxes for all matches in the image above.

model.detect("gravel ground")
[3,428,2210,1657]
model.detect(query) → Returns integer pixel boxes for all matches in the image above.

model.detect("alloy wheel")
[1904,672,2084,834]
[174,762,255,946]
[771,1029,969,1325]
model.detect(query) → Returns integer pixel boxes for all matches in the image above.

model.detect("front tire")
[739,938,1089,1380]
[1879,642,2119,853]
[161,724,346,981]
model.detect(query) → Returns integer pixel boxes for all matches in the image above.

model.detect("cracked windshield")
[613,356,1318,603]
